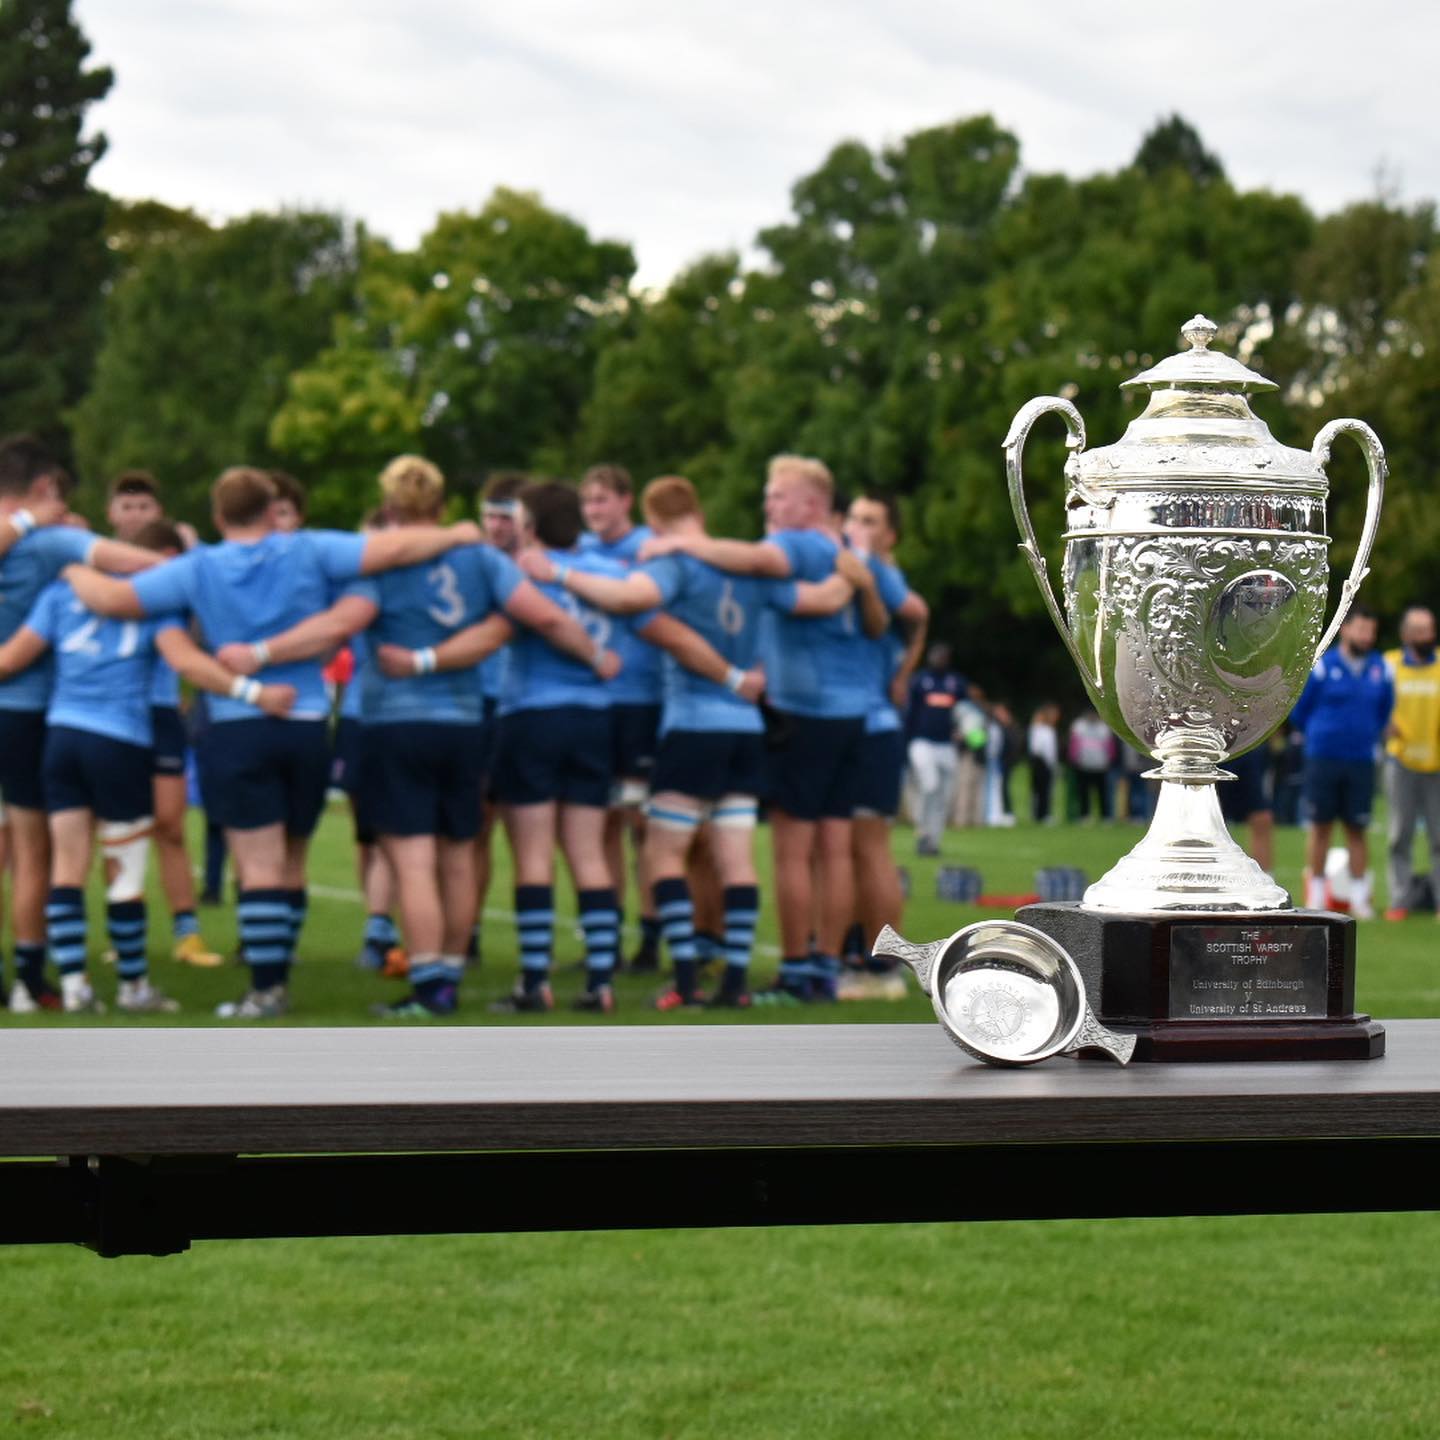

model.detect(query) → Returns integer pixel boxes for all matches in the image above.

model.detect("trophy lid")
[1121,315,1278,394]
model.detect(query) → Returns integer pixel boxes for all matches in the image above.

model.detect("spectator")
[1291,606,1393,919]
[1382,606,1440,920]
[905,643,964,855]
[1068,710,1116,822]
[1027,702,1060,823]
[1220,745,1275,875]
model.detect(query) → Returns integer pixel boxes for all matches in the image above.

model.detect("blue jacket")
[1290,646,1394,761]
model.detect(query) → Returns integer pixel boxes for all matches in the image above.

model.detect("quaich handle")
[1003,397,1099,692]
[1310,418,1386,667]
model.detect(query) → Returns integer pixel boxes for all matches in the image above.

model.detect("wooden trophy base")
[1016,902,1385,1063]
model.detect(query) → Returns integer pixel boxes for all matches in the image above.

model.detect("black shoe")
[488,983,554,1014]
[572,984,616,1014]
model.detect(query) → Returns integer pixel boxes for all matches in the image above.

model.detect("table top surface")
[2,1020,1438,1157]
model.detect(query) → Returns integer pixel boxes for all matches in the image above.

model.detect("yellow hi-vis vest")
[1385,647,1440,773]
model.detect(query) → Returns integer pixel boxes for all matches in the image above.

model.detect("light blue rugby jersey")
[762,528,871,720]
[349,545,522,726]
[339,630,368,722]
[862,556,912,736]
[498,549,625,716]
[131,529,367,724]
[24,580,182,748]
[641,554,797,735]
[0,526,98,713]
[580,525,661,706]
[150,655,181,710]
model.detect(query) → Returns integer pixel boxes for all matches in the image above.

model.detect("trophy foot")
[1083,779,1291,913]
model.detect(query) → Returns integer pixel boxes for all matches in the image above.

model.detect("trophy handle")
[872,924,944,996]
[1003,397,1099,692]
[1066,1006,1137,1066]
[1310,418,1387,665]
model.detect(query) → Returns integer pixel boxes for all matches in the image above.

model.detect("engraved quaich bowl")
[1005,316,1385,912]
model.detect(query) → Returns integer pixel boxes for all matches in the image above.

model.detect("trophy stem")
[1082,779,1291,913]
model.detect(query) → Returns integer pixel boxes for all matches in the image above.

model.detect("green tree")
[0,0,112,453]
[71,210,362,525]
[271,188,635,516]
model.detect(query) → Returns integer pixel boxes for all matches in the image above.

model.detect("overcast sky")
[76,1,1436,287]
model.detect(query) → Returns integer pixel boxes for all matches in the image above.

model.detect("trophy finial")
[1182,314,1218,350]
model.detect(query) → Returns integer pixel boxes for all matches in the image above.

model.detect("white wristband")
[415,647,438,675]
[553,559,571,585]
[10,508,36,537]
[229,677,262,705]
[252,640,271,667]
[724,665,746,694]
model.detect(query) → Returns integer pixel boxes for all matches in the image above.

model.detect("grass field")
[5,804,1440,1438]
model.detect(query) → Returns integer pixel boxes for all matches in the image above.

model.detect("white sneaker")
[1350,896,1376,921]
[61,975,106,1014]
[837,969,910,1002]
[216,985,289,1020]
[8,981,39,1014]
[116,979,181,1014]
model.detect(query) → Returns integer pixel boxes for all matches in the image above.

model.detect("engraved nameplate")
[1168,925,1328,1022]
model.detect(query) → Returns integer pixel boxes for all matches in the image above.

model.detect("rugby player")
[837,492,928,1000]
[471,471,529,970]
[528,474,861,1007]
[578,463,665,973]
[0,435,162,1011]
[63,465,484,1019]
[106,471,223,969]
[227,465,619,1016]
[0,519,296,1012]
[639,455,883,1001]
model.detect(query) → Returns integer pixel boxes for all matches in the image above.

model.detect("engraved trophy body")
[998,315,1386,1060]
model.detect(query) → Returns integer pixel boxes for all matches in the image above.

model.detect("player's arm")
[0,496,68,558]
[520,550,663,615]
[891,596,930,709]
[791,572,856,617]
[504,580,620,675]
[89,537,162,575]
[833,549,889,638]
[636,613,764,703]
[157,627,296,717]
[60,565,146,619]
[641,532,792,578]
[0,627,49,680]
[376,613,516,677]
[358,522,483,574]
[219,595,379,674]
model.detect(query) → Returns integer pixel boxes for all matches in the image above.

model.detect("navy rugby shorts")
[0,709,48,811]
[203,716,331,835]
[44,725,152,821]
[150,704,187,778]
[368,721,486,841]
[492,706,612,808]
[649,728,768,801]
[853,728,907,820]
[765,712,867,822]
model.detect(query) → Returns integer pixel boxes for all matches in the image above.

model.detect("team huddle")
[0,437,928,1018]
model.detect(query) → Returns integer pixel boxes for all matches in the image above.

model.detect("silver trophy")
[1006,314,1384,911]
[885,315,1386,1063]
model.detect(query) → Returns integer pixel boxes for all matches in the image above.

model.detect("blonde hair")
[641,475,701,528]
[766,453,833,501]
[379,454,445,521]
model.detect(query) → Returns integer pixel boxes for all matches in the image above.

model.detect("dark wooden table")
[3,1021,1437,1256]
